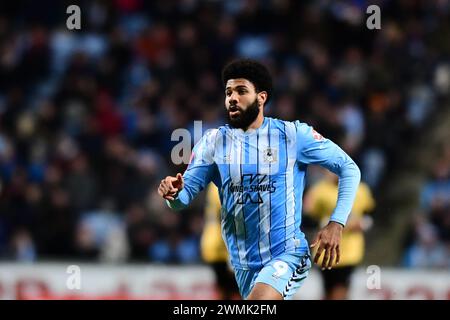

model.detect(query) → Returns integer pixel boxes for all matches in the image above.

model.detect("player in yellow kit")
[304,169,375,300]
[201,183,240,299]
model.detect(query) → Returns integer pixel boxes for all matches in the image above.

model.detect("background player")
[305,169,375,299]
[200,183,240,300]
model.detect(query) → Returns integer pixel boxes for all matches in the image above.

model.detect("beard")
[226,98,260,129]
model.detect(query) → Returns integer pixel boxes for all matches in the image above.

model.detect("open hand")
[310,221,343,270]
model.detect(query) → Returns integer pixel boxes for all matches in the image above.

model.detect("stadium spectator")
[0,1,448,271]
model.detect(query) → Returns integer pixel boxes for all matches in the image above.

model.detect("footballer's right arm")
[158,172,191,210]
[158,173,184,201]
[160,164,215,211]
[159,129,218,211]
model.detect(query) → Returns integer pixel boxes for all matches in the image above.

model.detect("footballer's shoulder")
[291,119,312,133]
[203,127,222,140]
[267,116,301,127]
[265,116,286,129]
[215,124,231,136]
[267,117,300,137]
[217,123,230,131]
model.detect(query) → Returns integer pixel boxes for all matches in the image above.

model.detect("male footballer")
[158,59,361,300]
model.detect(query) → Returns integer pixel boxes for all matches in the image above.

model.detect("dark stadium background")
[0,0,448,299]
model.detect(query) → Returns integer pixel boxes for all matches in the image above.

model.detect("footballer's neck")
[244,111,265,131]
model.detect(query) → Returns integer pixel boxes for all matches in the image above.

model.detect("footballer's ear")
[258,91,268,106]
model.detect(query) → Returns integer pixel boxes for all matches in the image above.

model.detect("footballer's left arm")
[296,122,361,225]
[296,122,361,269]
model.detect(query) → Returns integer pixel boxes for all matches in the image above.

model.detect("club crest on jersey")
[263,147,277,163]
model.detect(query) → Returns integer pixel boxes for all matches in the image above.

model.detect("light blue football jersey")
[167,117,360,270]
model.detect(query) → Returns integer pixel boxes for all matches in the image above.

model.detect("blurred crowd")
[402,143,450,268]
[0,0,449,266]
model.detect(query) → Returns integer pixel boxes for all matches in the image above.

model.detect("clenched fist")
[158,173,184,201]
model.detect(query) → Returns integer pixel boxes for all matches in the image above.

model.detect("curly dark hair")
[222,58,273,104]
